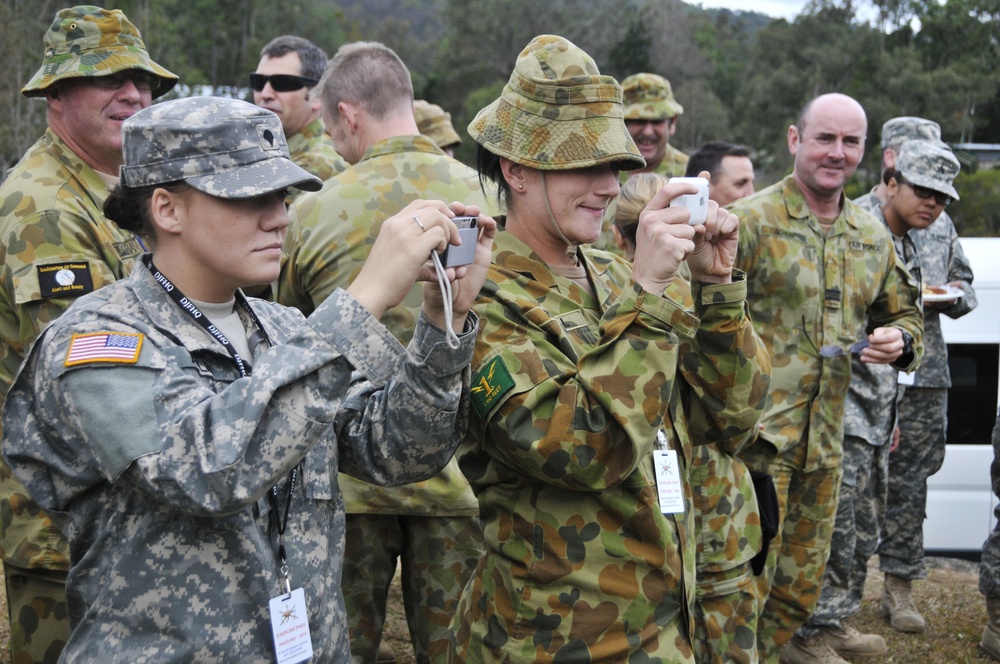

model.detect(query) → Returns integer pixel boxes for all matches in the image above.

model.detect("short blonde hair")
[614,172,669,246]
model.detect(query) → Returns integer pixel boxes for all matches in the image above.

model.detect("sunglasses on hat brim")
[249,73,319,93]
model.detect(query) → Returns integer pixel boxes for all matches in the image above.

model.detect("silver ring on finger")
[412,214,425,230]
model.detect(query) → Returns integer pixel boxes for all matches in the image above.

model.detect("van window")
[946,343,999,446]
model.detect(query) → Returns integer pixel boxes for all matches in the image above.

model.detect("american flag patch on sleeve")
[65,332,143,366]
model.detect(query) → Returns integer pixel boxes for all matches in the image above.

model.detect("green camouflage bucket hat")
[120,97,322,199]
[622,73,683,121]
[414,99,462,150]
[881,116,940,151]
[22,5,178,99]
[468,34,644,171]
[896,139,960,201]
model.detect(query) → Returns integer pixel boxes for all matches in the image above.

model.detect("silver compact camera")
[440,216,478,268]
[668,177,709,225]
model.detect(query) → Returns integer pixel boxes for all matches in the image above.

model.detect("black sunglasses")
[896,174,952,207]
[249,73,318,92]
[90,71,161,92]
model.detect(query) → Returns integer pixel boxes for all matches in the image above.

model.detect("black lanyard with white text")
[142,254,301,594]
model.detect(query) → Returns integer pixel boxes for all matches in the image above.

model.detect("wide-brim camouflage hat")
[468,34,644,171]
[622,73,683,121]
[414,99,462,150]
[120,97,322,199]
[22,6,178,99]
[897,139,960,201]
[881,116,940,150]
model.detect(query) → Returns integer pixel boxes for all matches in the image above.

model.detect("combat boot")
[981,596,1000,660]
[881,573,926,633]
[781,633,850,664]
[819,624,887,656]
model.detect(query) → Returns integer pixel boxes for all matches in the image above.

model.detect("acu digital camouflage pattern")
[980,411,1000,597]
[22,5,177,98]
[730,174,923,658]
[414,99,462,150]
[622,72,684,120]
[467,34,645,172]
[120,97,322,199]
[880,116,940,150]
[896,139,961,200]
[275,133,488,661]
[284,117,348,202]
[450,228,769,662]
[2,260,476,662]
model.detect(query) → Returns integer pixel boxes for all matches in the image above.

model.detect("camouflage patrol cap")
[22,6,178,99]
[120,97,322,199]
[896,139,960,201]
[880,116,941,150]
[622,73,683,121]
[414,99,462,150]
[468,34,644,171]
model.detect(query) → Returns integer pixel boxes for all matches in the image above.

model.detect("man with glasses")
[728,93,924,663]
[0,7,177,662]
[857,119,978,636]
[252,35,346,200]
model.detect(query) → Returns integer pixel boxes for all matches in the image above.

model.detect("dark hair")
[260,35,329,81]
[685,140,752,178]
[475,143,510,213]
[883,167,898,186]
[104,181,187,245]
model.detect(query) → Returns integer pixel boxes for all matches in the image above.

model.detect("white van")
[924,236,1000,554]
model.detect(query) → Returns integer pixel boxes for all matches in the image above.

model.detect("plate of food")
[922,284,964,302]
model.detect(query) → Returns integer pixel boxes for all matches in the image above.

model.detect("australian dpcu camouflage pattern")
[467,35,644,172]
[800,205,912,638]
[275,132,488,662]
[450,228,769,663]
[621,72,685,120]
[414,99,462,151]
[22,5,177,98]
[1,260,476,662]
[731,174,923,658]
[0,127,147,663]
[285,117,348,201]
[665,278,765,664]
[980,410,1000,597]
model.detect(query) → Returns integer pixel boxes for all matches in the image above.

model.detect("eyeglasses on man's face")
[89,71,161,92]
[896,174,952,207]
[249,73,318,93]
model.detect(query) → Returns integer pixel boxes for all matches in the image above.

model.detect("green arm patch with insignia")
[65,332,143,366]
[470,356,515,421]
[37,261,94,299]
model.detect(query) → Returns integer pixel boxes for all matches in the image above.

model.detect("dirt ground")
[0,555,993,663]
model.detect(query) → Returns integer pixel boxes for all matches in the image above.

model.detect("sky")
[693,1,880,22]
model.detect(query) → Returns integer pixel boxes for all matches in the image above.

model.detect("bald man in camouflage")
[0,7,177,661]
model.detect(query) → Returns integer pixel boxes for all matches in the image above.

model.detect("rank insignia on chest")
[471,356,515,421]
[65,332,143,366]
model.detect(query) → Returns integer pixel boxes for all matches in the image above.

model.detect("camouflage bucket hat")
[120,97,322,199]
[622,73,683,121]
[881,116,940,150]
[414,99,462,150]
[468,34,644,171]
[896,139,960,201]
[22,5,178,99]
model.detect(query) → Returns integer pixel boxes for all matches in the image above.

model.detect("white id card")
[269,587,314,664]
[898,370,915,386]
[653,449,685,514]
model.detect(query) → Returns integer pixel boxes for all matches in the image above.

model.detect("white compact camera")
[440,216,479,268]
[668,177,709,225]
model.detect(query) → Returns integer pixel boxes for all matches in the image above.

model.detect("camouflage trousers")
[798,434,889,637]
[878,388,947,580]
[4,564,68,664]
[739,440,841,663]
[692,562,758,664]
[342,514,482,664]
[980,412,1000,598]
